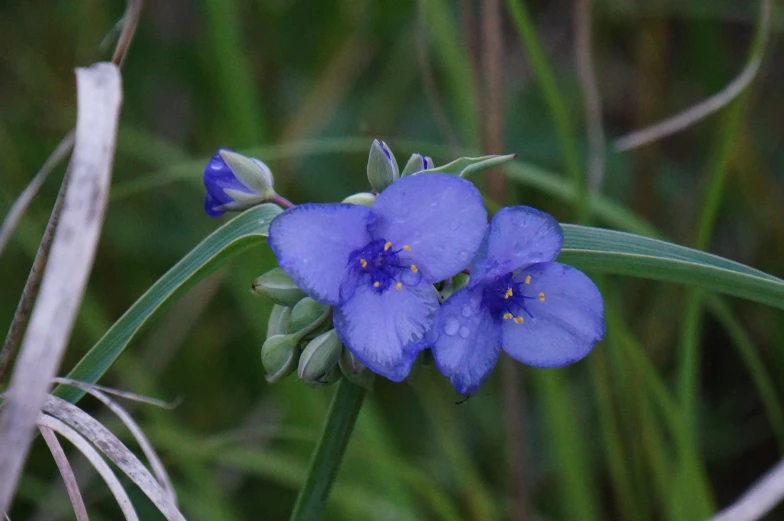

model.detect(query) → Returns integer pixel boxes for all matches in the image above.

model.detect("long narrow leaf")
[56,204,281,403]
[560,225,784,310]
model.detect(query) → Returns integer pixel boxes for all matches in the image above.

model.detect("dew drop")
[458,326,470,339]
[461,305,472,317]
[443,316,459,336]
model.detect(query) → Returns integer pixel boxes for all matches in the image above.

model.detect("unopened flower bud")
[400,153,434,176]
[252,267,307,306]
[339,347,374,389]
[287,297,329,334]
[367,139,399,192]
[261,334,300,382]
[342,192,376,207]
[204,149,276,217]
[298,329,343,383]
[266,304,292,339]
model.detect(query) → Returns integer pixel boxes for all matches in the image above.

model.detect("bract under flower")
[431,206,605,394]
[268,173,487,381]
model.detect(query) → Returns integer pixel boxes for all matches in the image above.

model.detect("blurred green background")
[2,0,784,519]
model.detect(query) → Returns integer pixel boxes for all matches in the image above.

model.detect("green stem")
[289,378,366,521]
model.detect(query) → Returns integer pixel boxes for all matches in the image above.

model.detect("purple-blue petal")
[268,203,373,305]
[470,206,564,284]
[501,261,604,367]
[431,285,501,394]
[334,280,439,382]
[369,173,487,283]
[203,149,256,208]
[204,192,226,217]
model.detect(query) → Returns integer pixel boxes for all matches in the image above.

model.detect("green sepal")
[287,297,330,334]
[266,304,292,339]
[342,192,376,207]
[261,334,300,382]
[298,329,343,383]
[338,347,374,390]
[252,267,307,306]
[420,153,517,178]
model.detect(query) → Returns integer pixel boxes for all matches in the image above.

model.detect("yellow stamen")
[402,244,411,251]
[504,287,513,299]
[359,258,367,268]
[514,317,524,324]
[503,313,513,320]
[538,292,545,302]
[410,264,418,273]
[373,281,380,288]
[384,241,392,251]
[525,275,531,284]
[395,282,402,290]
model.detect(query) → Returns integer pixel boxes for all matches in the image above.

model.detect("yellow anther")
[504,287,513,299]
[395,282,402,290]
[503,313,513,320]
[384,241,392,251]
[360,258,368,268]
[525,275,531,284]
[514,316,524,324]
[403,244,411,251]
[373,281,380,288]
[538,292,545,302]
[410,264,418,273]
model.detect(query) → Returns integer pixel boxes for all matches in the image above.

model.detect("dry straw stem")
[38,425,89,521]
[0,132,75,257]
[709,459,784,521]
[41,395,185,521]
[0,63,123,512]
[613,0,771,152]
[574,0,606,192]
[36,414,140,521]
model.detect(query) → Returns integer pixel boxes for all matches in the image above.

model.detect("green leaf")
[559,225,784,310]
[55,204,282,403]
[422,154,517,178]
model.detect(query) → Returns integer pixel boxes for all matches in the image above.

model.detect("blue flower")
[268,173,487,381]
[204,149,275,217]
[430,206,605,394]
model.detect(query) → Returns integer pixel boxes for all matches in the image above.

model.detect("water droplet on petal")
[443,316,459,336]
[461,305,472,318]
[459,326,470,339]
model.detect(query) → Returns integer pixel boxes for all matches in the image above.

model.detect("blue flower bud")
[298,329,343,383]
[266,304,292,339]
[342,192,376,207]
[400,153,434,176]
[287,297,330,334]
[261,334,300,382]
[204,149,276,217]
[367,139,399,192]
[252,267,307,306]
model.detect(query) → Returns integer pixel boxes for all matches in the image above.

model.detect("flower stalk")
[289,378,366,521]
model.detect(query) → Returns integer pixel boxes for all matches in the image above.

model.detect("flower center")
[348,238,419,293]
[482,273,543,324]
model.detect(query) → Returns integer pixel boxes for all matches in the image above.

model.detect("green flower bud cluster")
[255,268,374,388]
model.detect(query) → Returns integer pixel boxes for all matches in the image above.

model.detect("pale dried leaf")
[0,63,123,511]
[37,415,139,521]
[52,378,177,506]
[39,426,89,521]
[41,395,185,521]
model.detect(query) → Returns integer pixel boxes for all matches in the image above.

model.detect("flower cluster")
[204,141,605,393]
